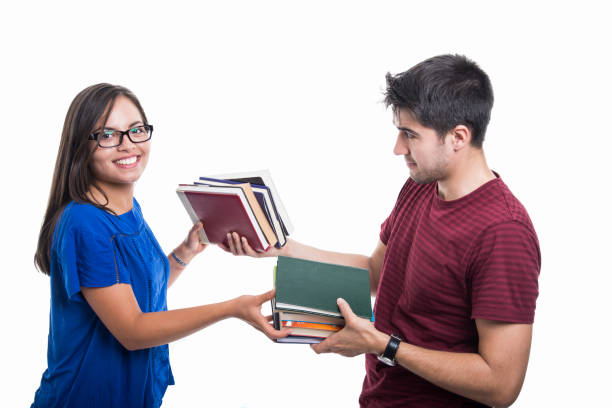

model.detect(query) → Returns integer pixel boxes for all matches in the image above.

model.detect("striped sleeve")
[469,221,541,323]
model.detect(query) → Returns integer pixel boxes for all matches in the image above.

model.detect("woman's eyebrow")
[128,120,144,128]
[102,121,144,131]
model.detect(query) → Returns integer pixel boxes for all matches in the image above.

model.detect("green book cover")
[274,256,373,319]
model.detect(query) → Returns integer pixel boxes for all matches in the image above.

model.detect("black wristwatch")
[377,334,402,366]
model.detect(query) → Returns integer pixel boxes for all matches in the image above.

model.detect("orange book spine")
[281,321,343,331]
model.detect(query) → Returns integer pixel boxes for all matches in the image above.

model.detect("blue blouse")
[32,199,174,408]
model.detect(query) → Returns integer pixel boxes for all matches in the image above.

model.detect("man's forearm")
[384,340,519,407]
[312,302,527,406]
[282,238,370,270]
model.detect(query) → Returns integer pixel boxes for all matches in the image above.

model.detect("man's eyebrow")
[397,126,420,137]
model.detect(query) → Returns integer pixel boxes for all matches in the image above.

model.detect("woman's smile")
[113,155,141,168]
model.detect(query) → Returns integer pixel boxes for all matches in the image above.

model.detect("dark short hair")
[384,54,494,147]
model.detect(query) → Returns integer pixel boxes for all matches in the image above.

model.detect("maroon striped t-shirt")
[359,175,540,408]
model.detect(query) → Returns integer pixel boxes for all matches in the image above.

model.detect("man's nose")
[393,133,408,156]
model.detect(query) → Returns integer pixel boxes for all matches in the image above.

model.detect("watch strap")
[378,334,401,366]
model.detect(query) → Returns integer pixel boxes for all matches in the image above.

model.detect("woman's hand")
[174,222,208,265]
[231,289,291,340]
[184,221,208,255]
[218,232,287,258]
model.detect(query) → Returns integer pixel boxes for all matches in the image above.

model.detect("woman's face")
[89,95,150,189]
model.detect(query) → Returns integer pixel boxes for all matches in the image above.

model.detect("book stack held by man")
[272,256,373,344]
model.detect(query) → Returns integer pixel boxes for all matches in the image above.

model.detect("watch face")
[377,354,396,366]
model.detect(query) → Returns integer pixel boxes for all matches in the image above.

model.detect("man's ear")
[448,125,471,151]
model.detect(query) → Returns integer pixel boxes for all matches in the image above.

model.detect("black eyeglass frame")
[88,124,154,148]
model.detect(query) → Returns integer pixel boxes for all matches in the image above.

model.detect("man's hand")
[311,298,387,357]
[218,232,285,258]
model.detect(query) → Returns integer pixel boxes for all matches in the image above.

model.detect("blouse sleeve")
[55,221,131,299]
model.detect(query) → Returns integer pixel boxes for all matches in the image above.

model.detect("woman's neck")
[88,181,134,215]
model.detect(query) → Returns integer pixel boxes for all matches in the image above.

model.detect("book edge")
[211,169,294,234]
[176,185,267,250]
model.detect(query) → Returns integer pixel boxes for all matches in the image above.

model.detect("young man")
[224,54,540,407]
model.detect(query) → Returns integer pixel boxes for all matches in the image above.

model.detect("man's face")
[393,109,452,184]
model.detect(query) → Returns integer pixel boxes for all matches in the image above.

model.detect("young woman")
[32,83,288,408]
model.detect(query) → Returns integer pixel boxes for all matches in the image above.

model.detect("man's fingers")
[232,232,246,255]
[337,298,355,321]
[311,340,331,354]
[226,233,236,254]
[223,232,261,257]
[240,237,259,257]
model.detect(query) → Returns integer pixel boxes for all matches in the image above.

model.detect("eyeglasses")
[88,124,153,148]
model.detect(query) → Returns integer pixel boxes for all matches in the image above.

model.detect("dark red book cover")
[180,190,266,251]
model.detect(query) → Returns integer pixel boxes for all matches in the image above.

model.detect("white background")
[1,1,611,406]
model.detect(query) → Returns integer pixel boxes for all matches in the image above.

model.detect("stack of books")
[272,256,373,344]
[176,170,293,252]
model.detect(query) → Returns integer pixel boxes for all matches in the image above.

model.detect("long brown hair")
[34,83,149,275]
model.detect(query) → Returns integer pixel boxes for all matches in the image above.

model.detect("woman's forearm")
[168,222,208,287]
[82,284,284,351]
[125,299,236,350]
[167,243,198,287]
